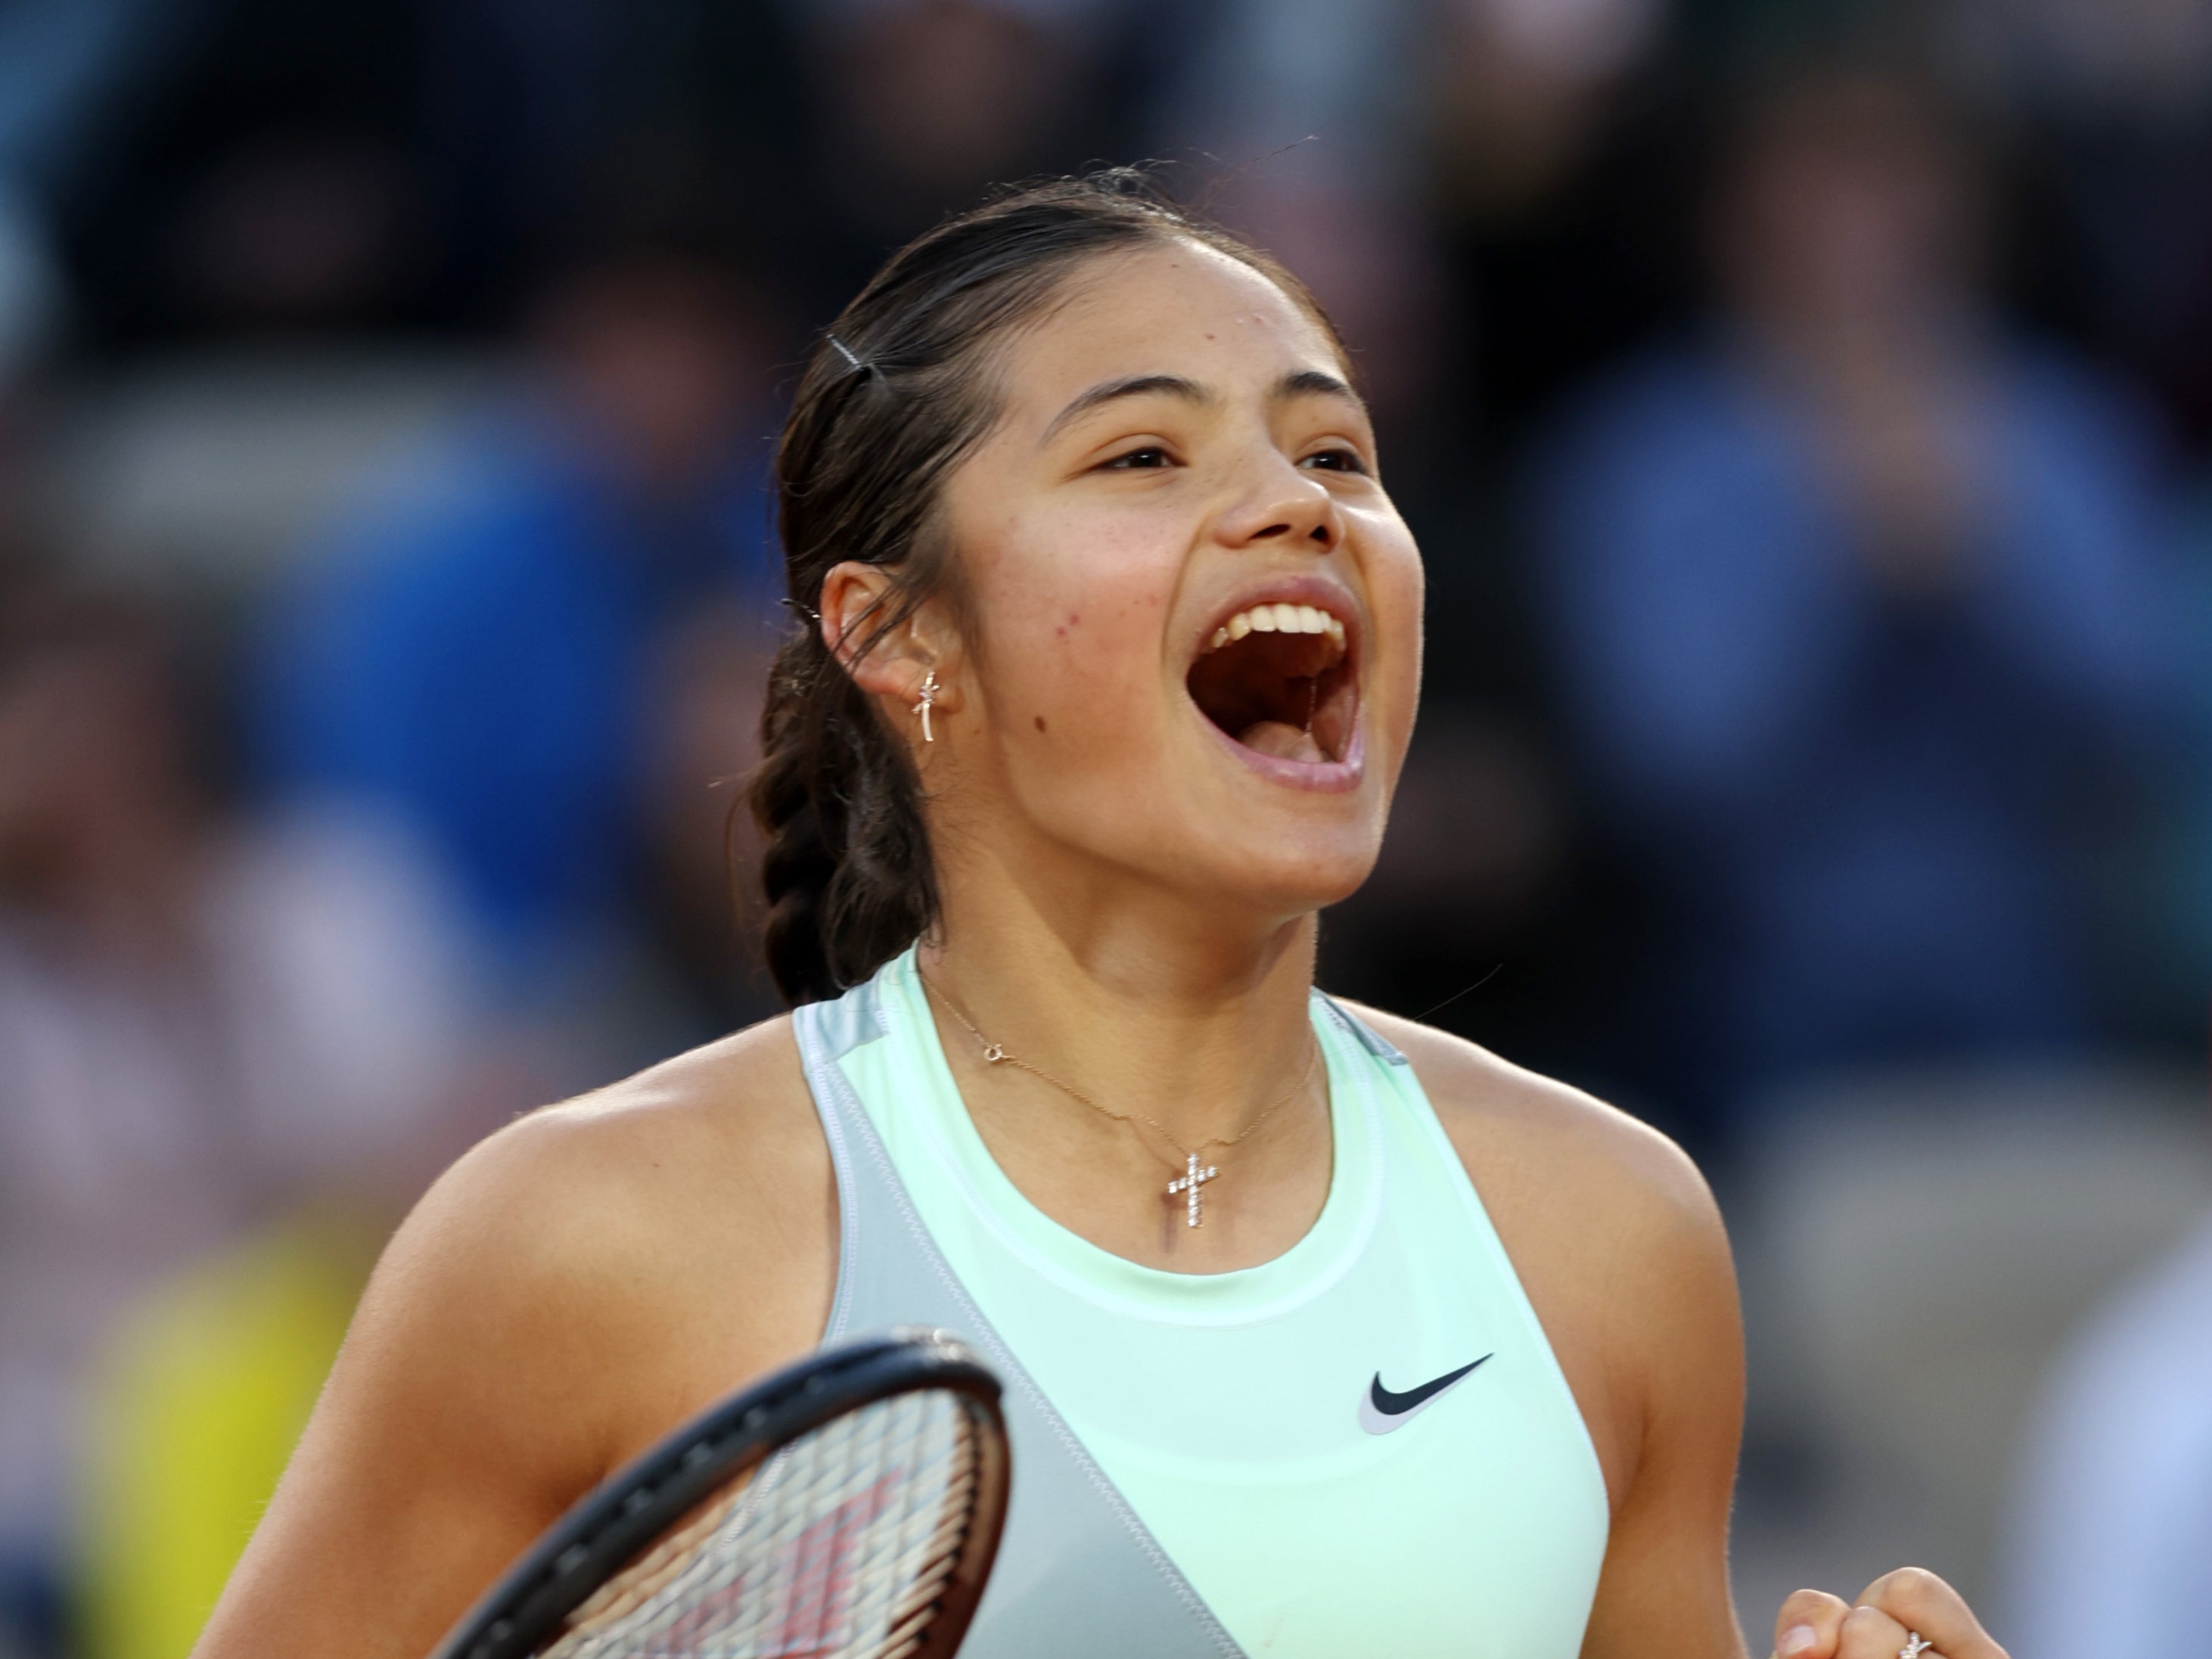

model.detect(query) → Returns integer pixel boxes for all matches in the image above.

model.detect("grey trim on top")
[809,974,890,1064]
[1316,991,1411,1065]
[791,987,1247,1659]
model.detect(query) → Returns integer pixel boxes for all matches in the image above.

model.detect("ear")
[818,561,965,722]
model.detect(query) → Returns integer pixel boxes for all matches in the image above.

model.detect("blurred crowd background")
[2,0,2210,1654]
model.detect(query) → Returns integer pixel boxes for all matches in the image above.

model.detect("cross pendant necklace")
[1167,1153,1219,1228]
[918,971,1317,1229]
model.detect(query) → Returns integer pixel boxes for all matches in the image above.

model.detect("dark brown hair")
[749,169,1342,1005]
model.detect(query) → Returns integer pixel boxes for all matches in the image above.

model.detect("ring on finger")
[1900,1635,1936,1659]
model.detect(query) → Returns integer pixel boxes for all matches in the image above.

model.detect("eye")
[1302,446,1370,475]
[1099,445,1174,471]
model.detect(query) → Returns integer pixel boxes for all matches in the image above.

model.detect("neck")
[921,840,1322,1153]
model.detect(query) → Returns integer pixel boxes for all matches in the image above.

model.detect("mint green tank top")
[831,946,1609,1657]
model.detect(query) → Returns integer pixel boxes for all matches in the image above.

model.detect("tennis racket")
[430,1329,1009,1659]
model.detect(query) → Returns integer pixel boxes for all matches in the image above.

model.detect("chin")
[1185,831,1383,921]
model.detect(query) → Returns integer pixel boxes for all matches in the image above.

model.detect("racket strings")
[539,1390,983,1658]
[859,1431,975,1659]
[560,1472,765,1633]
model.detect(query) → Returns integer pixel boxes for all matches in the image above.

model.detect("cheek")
[1386,562,1425,697]
[971,512,1178,740]
[1360,524,1424,682]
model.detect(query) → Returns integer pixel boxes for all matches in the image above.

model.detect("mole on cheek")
[1033,716,1047,733]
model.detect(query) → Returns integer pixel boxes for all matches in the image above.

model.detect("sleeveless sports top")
[792,946,1608,1659]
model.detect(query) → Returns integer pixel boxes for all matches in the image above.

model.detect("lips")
[1184,586,1360,777]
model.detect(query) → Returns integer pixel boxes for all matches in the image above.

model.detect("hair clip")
[827,334,870,376]
[779,596,822,623]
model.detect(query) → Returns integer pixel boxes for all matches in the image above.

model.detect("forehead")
[998,240,1345,417]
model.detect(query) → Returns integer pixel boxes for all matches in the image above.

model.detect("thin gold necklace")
[917,970,1320,1229]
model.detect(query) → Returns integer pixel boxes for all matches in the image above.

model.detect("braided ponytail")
[752,616,940,1005]
[748,170,1344,1004]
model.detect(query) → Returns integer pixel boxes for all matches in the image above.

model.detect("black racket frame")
[430,1328,1009,1659]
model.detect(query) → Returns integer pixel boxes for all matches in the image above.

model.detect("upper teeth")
[1206,603,1347,654]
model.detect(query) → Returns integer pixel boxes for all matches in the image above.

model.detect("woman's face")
[926,238,1423,921]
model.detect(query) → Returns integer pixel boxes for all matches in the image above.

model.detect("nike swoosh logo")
[1358,1354,1493,1436]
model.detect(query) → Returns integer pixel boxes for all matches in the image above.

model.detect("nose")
[1214,454,1342,555]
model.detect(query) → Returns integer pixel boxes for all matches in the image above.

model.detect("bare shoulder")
[1345,1003,1719,1243]
[341,1014,834,1494]
[1341,1002,1740,1502]
[197,1017,837,1658]
[425,1011,822,1275]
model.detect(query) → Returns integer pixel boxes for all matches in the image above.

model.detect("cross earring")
[912,670,939,743]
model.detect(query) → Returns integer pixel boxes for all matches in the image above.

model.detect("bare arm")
[1569,1129,1749,1659]
[1524,1099,2013,1659]
[1347,1005,1748,1656]
[1362,1005,2009,1659]
[193,1027,834,1659]
[193,1114,651,1657]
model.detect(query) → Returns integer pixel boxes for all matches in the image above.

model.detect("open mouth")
[1185,599,1358,768]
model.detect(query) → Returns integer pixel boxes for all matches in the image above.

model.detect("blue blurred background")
[1,1,2208,1654]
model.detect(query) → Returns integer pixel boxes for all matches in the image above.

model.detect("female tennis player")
[196,174,2009,1659]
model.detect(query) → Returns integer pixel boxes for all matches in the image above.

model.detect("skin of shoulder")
[1344,1003,1751,1659]
[193,1015,834,1659]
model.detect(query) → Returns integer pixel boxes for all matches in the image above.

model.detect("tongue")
[1237,719,1328,763]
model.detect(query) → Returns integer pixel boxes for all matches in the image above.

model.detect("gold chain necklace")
[917,971,1320,1229]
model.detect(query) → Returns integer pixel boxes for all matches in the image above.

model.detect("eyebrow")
[1042,373,1212,442]
[1039,366,1367,445]
[1278,368,1362,409]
